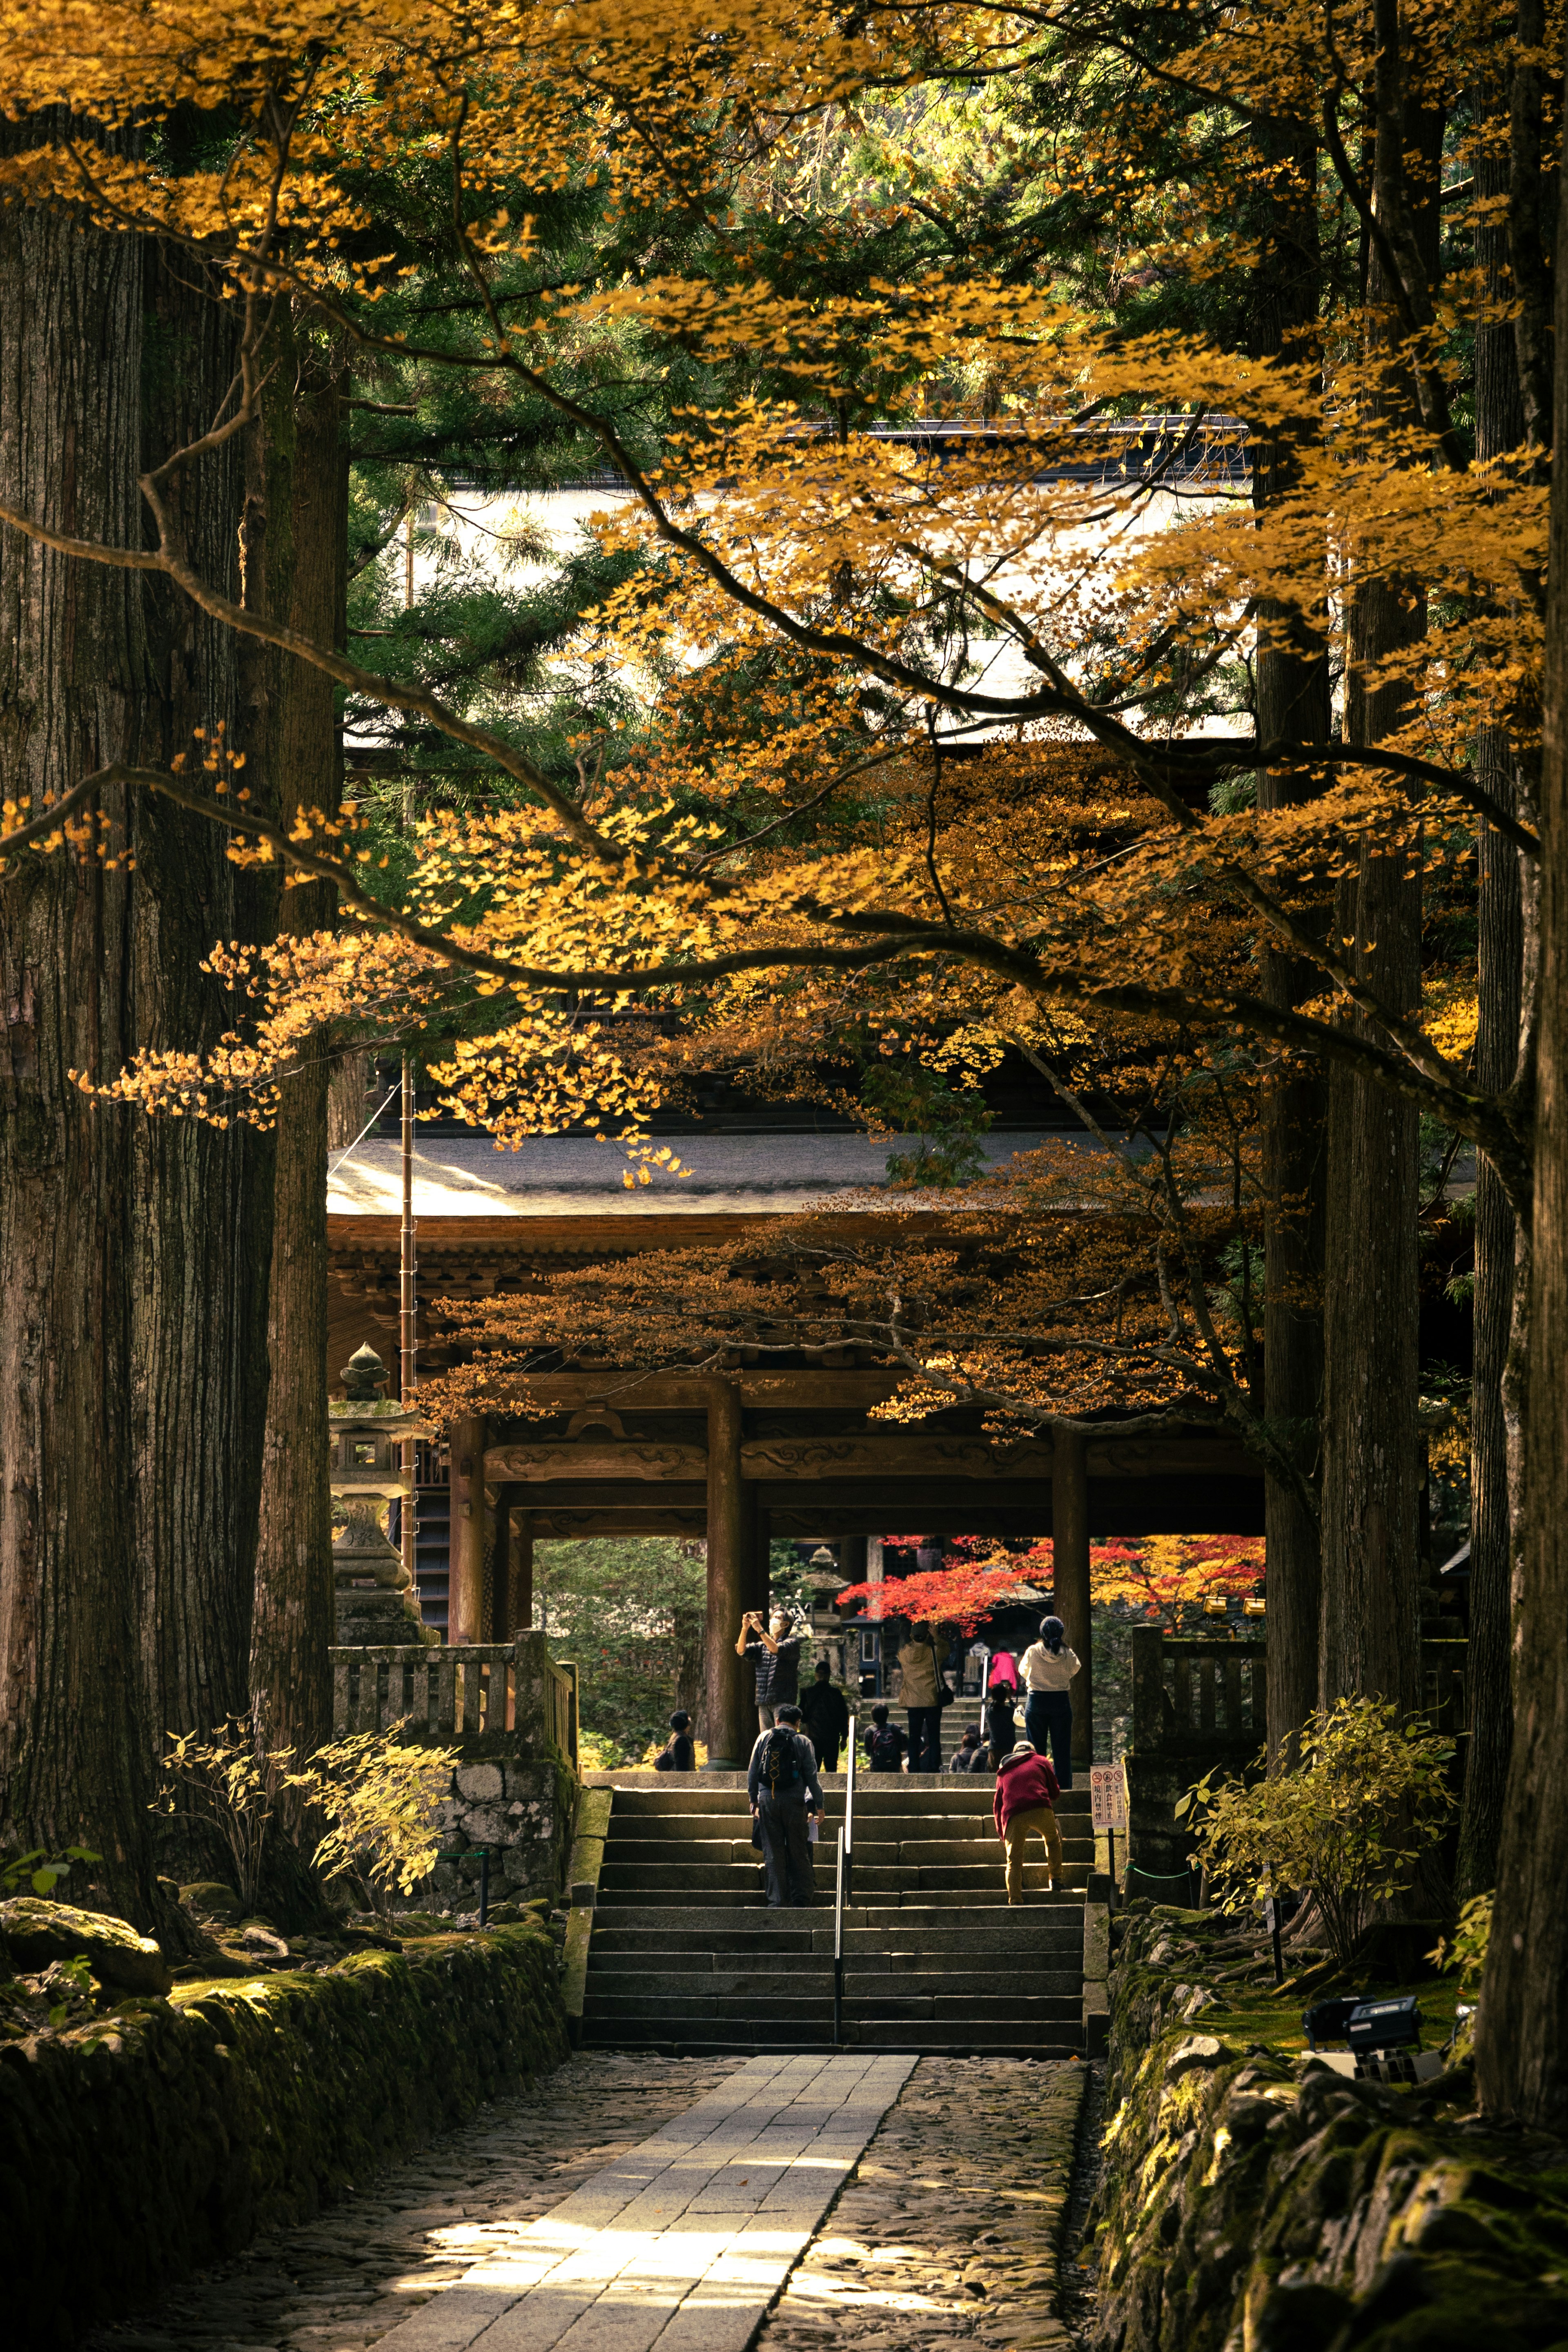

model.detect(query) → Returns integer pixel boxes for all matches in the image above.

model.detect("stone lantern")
[329,1344,437,1646]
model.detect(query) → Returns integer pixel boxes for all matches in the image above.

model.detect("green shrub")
[1177,1696,1454,1971]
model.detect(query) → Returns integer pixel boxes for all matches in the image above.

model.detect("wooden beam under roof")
[482,1430,1256,1483]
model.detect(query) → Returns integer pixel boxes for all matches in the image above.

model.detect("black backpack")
[762,1727,804,1793]
[866,1724,904,1771]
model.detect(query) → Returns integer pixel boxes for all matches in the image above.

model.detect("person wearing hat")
[991,1738,1063,1902]
[1018,1615,1080,1787]
[653,1711,696,1772]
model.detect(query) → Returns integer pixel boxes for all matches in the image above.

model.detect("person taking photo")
[736,1606,802,1733]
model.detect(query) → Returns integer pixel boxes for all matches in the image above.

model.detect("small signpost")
[1089,1762,1129,1886]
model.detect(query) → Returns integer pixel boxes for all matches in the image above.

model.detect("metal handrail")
[833,1713,857,2047]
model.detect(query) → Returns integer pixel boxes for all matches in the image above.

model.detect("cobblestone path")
[757,2059,1086,2352]
[86,2056,744,2352]
[86,2054,1087,2352]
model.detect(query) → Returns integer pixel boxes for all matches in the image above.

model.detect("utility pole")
[399,1052,418,1597]
[399,492,419,1600]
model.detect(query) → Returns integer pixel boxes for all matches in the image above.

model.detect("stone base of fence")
[330,1631,579,1910]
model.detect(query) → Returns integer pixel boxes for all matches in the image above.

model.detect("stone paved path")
[378,2055,915,2352]
[86,2052,1086,2352]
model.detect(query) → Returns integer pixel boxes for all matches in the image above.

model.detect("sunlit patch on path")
[374,2054,915,2352]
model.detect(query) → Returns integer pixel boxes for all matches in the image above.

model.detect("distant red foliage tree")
[853,1534,1265,1630]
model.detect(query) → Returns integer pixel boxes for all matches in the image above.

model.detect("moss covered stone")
[0,1896,173,1996]
[0,1923,566,2348]
[1091,1911,1568,2352]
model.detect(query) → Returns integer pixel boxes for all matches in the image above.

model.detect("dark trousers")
[1025,1691,1073,1787]
[757,1793,815,1907]
[813,1741,840,1774]
[907,1706,942,1774]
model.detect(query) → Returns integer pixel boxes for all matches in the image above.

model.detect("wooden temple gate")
[329,1208,1266,1772]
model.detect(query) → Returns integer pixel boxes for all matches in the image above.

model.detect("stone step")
[588,1898,1085,1927]
[588,1947,1081,1976]
[578,2019,1086,2054]
[591,1780,1091,1811]
[597,1861,1091,1894]
[588,1882,1091,1919]
[585,1964,1084,2000]
[602,1812,1095,1838]
[601,1835,1095,1865]
[848,2020,1086,2050]
[582,1988,1084,2022]
[586,1918,1084,1954]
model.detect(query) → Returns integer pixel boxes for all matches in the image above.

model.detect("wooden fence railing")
[1131,1627,1471,1762]
[330,1641,579,1763]
[1131,1629,1266,1760]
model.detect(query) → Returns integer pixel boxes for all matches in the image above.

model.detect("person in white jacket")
[1018,1616,1080,1787]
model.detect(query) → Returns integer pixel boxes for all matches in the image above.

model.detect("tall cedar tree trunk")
[1458,95,1527,1900]
[132,243,275,1825]
[326,1046,376,1147]
[0,152,161,1924]
[1251,117,1330,1758]
[1474,21,1568,2132]
[249,361,347,1804]
[1319,47,1442,1740]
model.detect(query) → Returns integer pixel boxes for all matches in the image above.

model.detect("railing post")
[834,1712,856,2049]
[1131,1625,1165,1754]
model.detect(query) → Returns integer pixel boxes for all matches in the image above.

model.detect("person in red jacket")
[992,1739,1063,1902]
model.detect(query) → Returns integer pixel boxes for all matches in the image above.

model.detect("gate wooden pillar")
[1052,1422,1093,1767]
[510,1505,535,1637]
[489,1485,533,1639]
[703,1378,750,1769]
[449,1414,488,1647]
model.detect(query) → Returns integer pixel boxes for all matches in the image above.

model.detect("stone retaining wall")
[0,1925,566,2349]
[1088,1910,1568,2352]
[428,1754,575,1910]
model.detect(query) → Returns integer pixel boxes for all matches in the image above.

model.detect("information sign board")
[1090,1762,1128,1832]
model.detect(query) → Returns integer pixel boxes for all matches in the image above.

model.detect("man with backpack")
[747,1702,825,1908]
[862,1702,909,1773]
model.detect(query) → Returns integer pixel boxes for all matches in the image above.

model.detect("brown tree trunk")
[1251,116,1330,1760]
[249,366,347,1791]
[327,1046,377,1147]
[1318,65,1441,1742]
[0,160,164,1926]
[1458,110,1528,1901]
[131,243,275,1792]
[1474,50,1568,2129]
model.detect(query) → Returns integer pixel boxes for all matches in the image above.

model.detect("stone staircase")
[577,1774,1093,2054]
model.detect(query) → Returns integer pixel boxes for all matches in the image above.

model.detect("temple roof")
[326,1129,1069,1219]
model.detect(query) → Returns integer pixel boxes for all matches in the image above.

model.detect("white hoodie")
[1020,1640,1080,1693]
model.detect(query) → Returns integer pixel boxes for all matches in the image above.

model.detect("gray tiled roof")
[327,1130,1075,1217]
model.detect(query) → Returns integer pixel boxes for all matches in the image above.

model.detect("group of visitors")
[642,1603,1083,1909]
